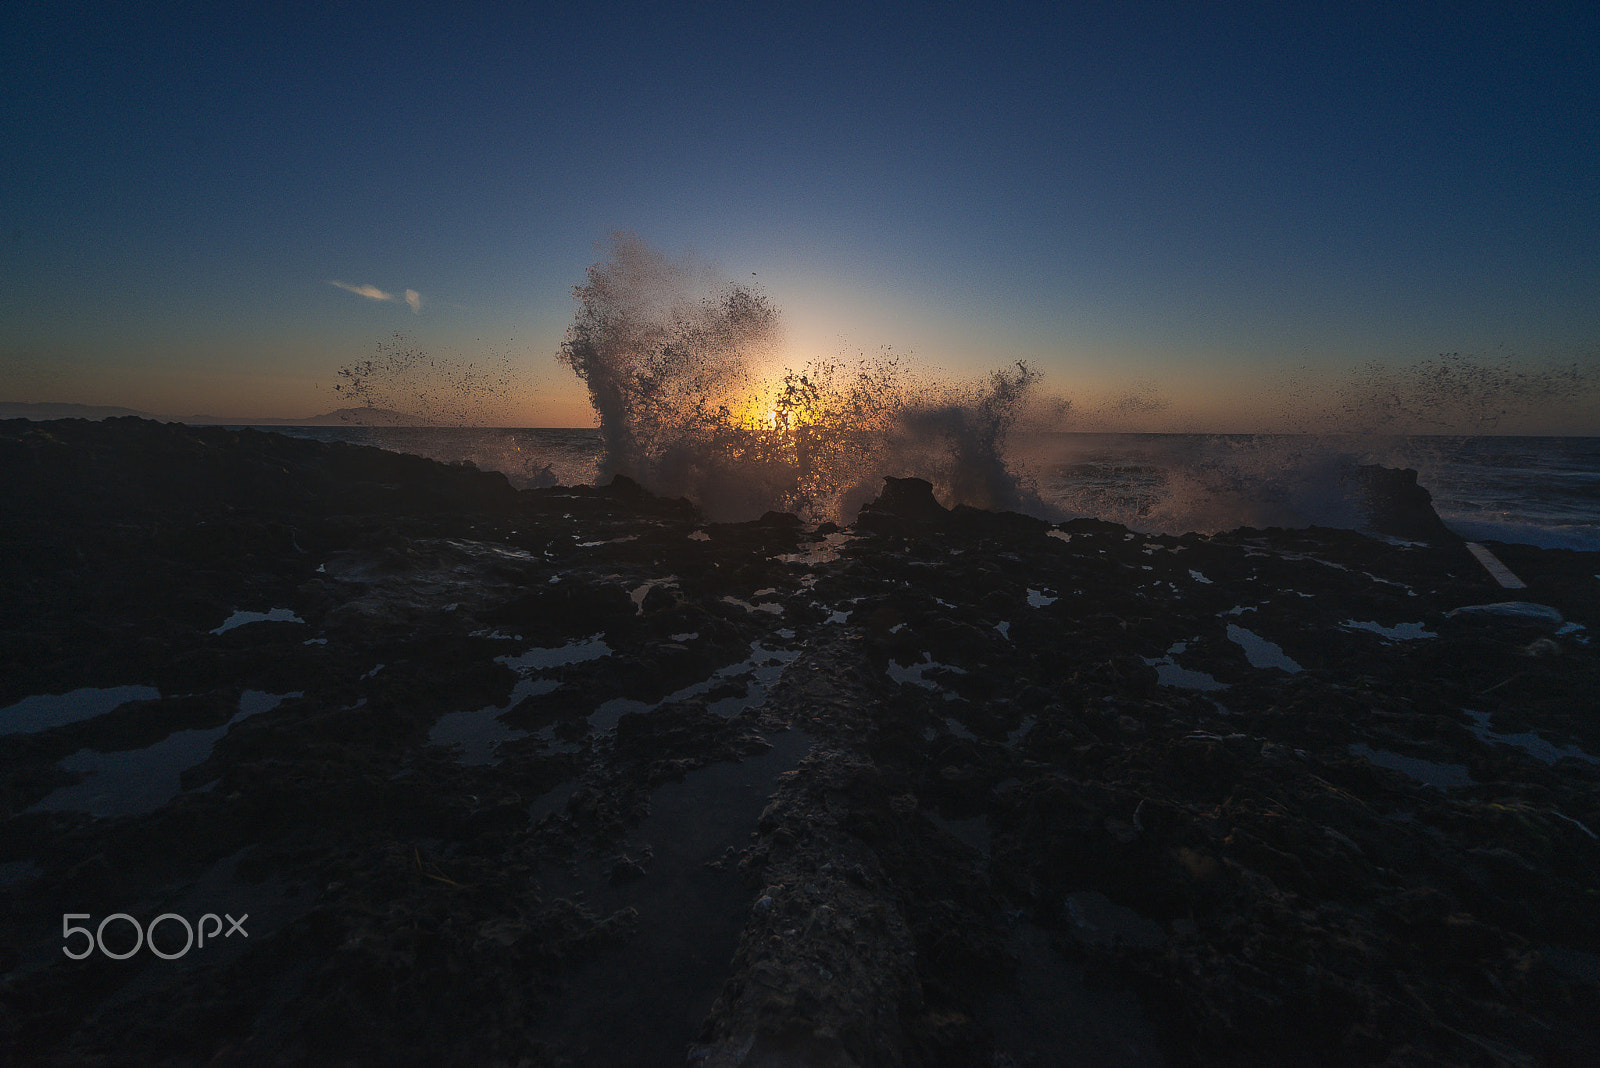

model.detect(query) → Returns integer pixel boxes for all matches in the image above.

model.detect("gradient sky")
[3,2,1597,431]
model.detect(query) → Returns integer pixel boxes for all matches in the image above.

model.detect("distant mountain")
[0,401,160,421]
[180,407,427,426]
[1,402,428,426]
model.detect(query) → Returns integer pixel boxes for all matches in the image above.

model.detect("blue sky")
[3,1,1597,430]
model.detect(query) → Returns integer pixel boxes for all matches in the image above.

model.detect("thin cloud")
[330,280,395,301]
[330,279,424,313]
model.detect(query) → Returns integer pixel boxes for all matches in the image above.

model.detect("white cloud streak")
[330,280,424,313]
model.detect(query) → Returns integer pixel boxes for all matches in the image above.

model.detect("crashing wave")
[558,234,1043,522]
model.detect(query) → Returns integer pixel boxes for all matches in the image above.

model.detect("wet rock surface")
[3,417,1599,1066]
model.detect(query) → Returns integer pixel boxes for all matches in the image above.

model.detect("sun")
[731,388,783,432]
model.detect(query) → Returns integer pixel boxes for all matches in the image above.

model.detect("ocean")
[238,425,1600,551]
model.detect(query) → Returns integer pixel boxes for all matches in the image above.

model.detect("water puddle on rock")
[535,730,814,1065]
[720,595,784,616]
[1006,714,1036,746]
[1144,641,1228,692]
[28,691,299,817]
[774,531,857,566]
[887,653,966,696]
[1226,624,1303,673]
[1349,743,1473,789]
[1,685,163,734]
[1460,708,1600,766]
[1341,619,1437,641]
[629,577,678,613]
[501,635,611,672]
[429,679,560,763]
[210,607,304,634]
[430,636,611,763]
[588,642,799,733]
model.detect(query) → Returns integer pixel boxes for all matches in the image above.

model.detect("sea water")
[251,238,1597,543]
[242,424,1600,551]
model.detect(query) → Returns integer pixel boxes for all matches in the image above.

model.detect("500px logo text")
[62,913,248,960]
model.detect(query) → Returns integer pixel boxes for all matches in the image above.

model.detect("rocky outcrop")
[854,475,948,530]
[1348,464,1459,542]
[2,419,1597,1068]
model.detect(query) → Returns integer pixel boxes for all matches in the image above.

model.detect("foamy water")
[252,424,1600,550]
[283,236,1599,545]
[546,235,1044,521]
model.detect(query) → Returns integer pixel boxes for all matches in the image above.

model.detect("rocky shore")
[2,417,1598,1066]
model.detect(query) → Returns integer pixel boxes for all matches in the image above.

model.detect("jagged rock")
[1348,464,1459,543]
[2,418,1597,1068]
[857,475,947,524]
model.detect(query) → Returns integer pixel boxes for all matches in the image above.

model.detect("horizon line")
[2,404,1594,439]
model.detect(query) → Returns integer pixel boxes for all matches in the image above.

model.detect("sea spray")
[558,236,781,488]
[896,361,1046,515]
[1022,433,1385,533]
[332,334,518,428]
[317,239,1596,538]
[1017,349,1599,535]
[557,234,1045,522]
[1331,352,1592,436]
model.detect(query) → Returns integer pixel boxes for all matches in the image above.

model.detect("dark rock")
[3,417,1598,1068]
[1348,464,1459,543]
[858,475,947,523]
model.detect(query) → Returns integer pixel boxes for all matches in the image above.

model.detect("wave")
[558,234,1044,522]
[320,235,1597,542]
[1437,516,1600,552]
[1019,432,1454,534]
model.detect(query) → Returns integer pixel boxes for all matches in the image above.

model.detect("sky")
[3,1,1597,431]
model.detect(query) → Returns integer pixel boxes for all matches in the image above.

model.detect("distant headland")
[0,401,425,426]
